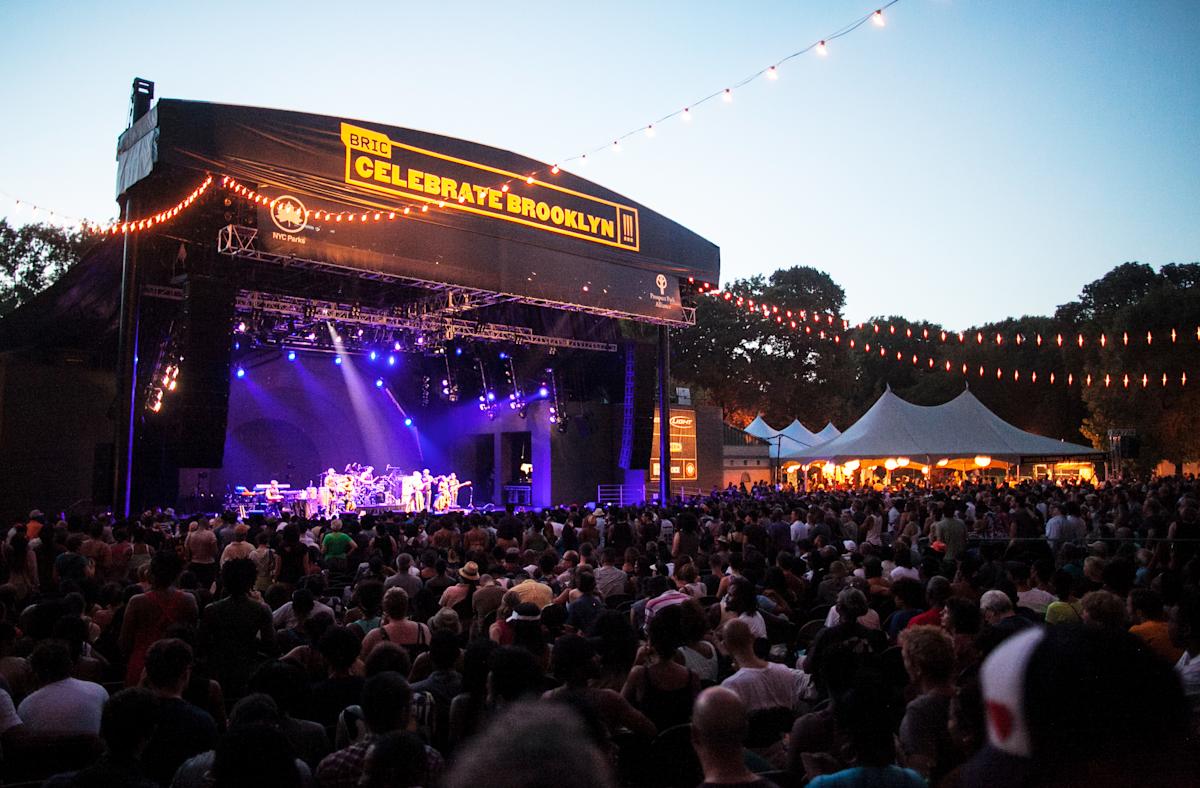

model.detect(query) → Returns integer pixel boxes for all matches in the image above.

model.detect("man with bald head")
[692,687,780,788]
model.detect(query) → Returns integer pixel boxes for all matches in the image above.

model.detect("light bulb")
[816,40,827,56]
[872,9,885,26]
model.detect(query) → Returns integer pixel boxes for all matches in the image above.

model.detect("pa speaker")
[171,276,236,467]
[618,340,657,470]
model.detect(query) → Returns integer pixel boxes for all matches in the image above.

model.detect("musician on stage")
[420,469,434,512]
[265,479,283,503]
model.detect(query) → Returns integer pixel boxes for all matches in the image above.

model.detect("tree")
[672,266,853,426]
[0,219,90,317]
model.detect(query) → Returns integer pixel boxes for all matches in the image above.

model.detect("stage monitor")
[116,100,720,325]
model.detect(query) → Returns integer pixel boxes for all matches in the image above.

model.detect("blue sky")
[1,0,1196,329]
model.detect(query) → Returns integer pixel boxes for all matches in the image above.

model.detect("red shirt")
[906,606,945,629]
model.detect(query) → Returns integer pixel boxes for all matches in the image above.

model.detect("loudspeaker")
[171,275,237,467]
[618,340,657,470]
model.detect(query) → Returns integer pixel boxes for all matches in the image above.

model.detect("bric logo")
[271,195,308,233]
[655,274,668,295]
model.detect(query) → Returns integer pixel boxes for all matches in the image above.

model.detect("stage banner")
[118,101,720,323]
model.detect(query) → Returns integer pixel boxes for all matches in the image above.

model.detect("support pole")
[113,197,140,517]
[657,325,671,505]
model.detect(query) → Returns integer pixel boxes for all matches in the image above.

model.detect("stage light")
[233,341,240,351]
[872,9,885,26]
[499,352,508,359]
[236,367,246,379]
[455,347,463,356]
[236,321,247,333]
[287,351,296,361]
[538,386,549,398]
[334,356,343,366]
[375,378,384,388]
[486,391,496,402]
[387,355,396,366]
[404,417,413,427]
[369,350,377,361]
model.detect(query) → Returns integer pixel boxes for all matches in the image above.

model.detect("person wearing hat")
[438,562,480,610]
[220,523,255,565]
[957,625,1194,786]
[25,509,46,542]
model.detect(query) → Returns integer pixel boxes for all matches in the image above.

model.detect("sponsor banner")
[123,101,720,323]
[650,408,699,481]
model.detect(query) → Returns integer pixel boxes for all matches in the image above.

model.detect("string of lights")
[695,281,1200,353]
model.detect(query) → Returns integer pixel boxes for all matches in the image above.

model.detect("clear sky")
[1,0,1197,329]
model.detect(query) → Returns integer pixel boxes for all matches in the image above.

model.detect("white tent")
[743,416,822,459]
[791,386,1102,469]
[814,422,841,442]
[743,415,780,441]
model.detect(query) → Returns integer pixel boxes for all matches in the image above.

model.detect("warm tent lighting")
[844,460,860,473]
[884,458,898,471]
[974,455,992,468]
[896,457,910,468]
[936,458,949,467]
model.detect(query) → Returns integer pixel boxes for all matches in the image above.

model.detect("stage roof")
[116,99,719,326]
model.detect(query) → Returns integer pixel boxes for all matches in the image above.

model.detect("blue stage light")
[335,356,343,365]
[387,355,396,366]
[403,417,413,427]
[369,350,378,361]
[499,352,508,359]
[236,367,246,379]
[287,351,297,361]
[486,391,496,402]
[455,347,463,356]
[538,386,549,398]
[234,341,240,350]
[375,378,384,388]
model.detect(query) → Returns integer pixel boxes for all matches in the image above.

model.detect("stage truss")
[216,224,697,328]
[142,285,620,353]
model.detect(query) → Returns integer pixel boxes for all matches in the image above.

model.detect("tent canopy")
[814,422,841,442]
[792,386,1102,468]
[743,415,780,440]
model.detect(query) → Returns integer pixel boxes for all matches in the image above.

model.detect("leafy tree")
[0,219,90,317]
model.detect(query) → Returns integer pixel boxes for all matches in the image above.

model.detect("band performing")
[229,465,472,518]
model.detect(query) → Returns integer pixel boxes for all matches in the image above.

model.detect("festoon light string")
[3,2,902,232]
[688,282,1195,391]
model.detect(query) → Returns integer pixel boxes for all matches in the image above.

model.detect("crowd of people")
[1,476,1199,787]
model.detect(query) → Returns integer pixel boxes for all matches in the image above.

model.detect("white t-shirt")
[17,677,108,735]
[738,611,768,639]
[890,566,920,583]
[721,662,805,713]
[790,520,808,544]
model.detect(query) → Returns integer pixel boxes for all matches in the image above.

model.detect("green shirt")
[322,530,354,557]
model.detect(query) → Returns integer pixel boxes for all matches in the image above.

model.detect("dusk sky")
[1,0,1196,329]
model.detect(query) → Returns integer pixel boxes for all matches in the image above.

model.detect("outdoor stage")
[0,83,722,516]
